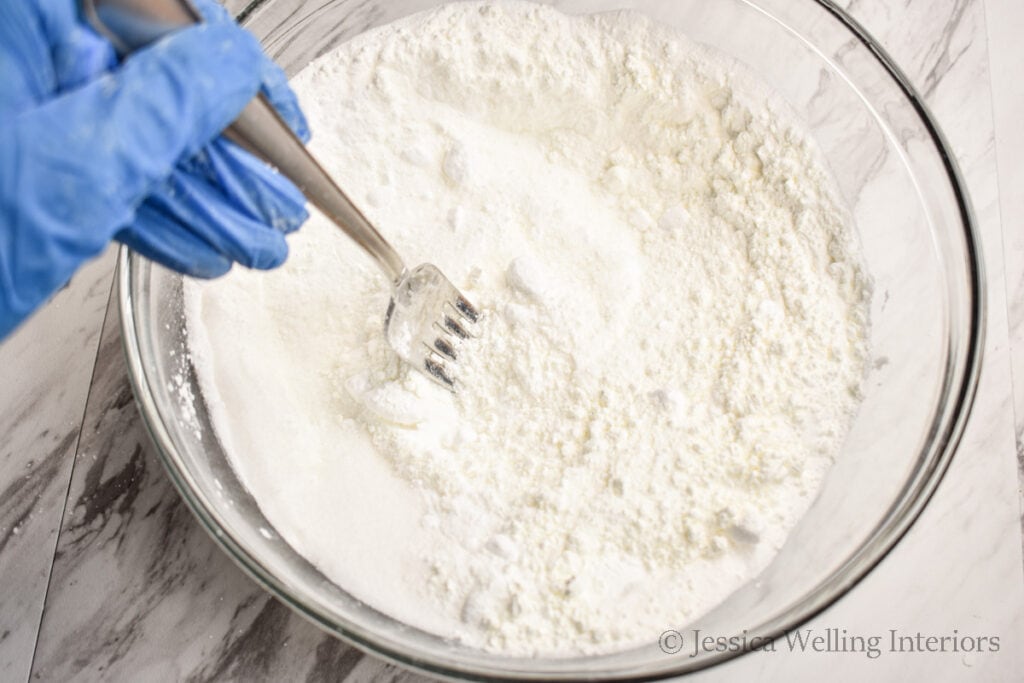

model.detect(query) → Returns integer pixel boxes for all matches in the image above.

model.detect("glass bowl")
[118,0,984,679]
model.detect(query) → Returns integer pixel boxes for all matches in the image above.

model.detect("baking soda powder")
[185,1,869,656]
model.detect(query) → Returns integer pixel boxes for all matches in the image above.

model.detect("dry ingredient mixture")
[184,1,869,656]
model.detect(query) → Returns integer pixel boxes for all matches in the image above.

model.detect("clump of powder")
[185,1,869,656]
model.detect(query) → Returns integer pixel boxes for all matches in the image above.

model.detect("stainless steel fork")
[83,0,479,389]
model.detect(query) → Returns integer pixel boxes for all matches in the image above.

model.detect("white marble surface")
[985,0,1024,538]
[0,247,115,683]
[696,0,1024,679]
[0,0,1022,681]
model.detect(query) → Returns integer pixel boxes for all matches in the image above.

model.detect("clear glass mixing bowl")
[119,0,984,678]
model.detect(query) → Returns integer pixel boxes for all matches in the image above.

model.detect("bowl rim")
[118,0,986,679]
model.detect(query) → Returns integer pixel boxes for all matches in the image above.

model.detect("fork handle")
[81,0,408,284]
[230,98,407,283]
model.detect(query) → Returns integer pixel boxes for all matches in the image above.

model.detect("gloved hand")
[0,0,310,339]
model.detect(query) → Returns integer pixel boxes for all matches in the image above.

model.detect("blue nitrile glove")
[0,0,311,339]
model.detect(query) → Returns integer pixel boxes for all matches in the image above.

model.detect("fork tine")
[443,300,478,328]
[452,296,479,324]
[384,264,478,391]
[442,314,471,340]
[433,336,458,361]
[423,356,455,390]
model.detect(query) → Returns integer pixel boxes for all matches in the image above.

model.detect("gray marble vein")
[28,295,366,682]
[222,0,257,17]
[0,248,116,683]
[693,1,1024,679]
[7,0,1024,681]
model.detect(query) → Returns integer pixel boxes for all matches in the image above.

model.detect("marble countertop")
[2,0,1023,681]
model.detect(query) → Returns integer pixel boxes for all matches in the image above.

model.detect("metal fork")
[82,0,479,389]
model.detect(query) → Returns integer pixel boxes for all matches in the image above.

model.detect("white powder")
[184,1,869,656]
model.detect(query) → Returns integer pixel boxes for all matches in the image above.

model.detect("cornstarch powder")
[185,1,869,656]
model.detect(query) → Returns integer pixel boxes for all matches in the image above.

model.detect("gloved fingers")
[52,23,116,92]
[116,206,232,279]
[36,0,118,91]
[120,167,291,278]
[0,1,116,115]
[109,21,267,163]
[258,59,311,143]
[184,0,312,231]
[190,0,309,141]
[17,21,266,238]
[189,0,309,141]
[148,170,291,270]
[190,0,234,24]
[183,139,308,234]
